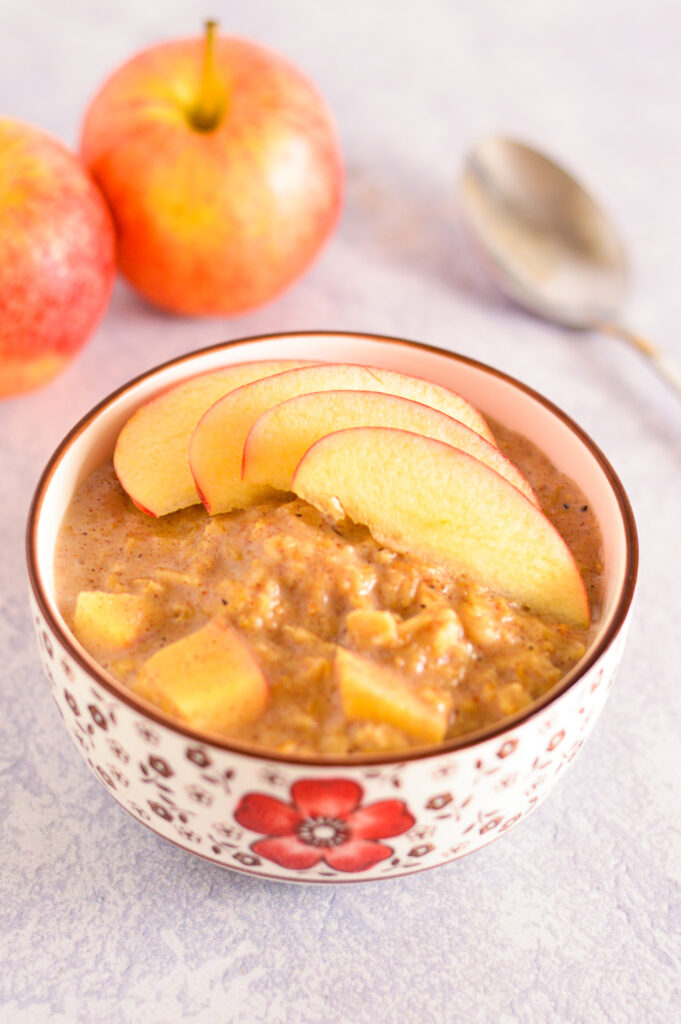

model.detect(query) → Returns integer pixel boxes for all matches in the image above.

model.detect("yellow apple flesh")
[80,29,343,314]
[114,359,313,516]
[292,427,589,626]
[335,647,450,744]
[133,619,268,733]
[190,363,496,514]
[242,388,537,505]
[73,591,150,649]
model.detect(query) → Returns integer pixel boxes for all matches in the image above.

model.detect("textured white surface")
[1,1,680,1021]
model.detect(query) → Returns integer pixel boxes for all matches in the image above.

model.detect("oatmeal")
[54,420,603,756]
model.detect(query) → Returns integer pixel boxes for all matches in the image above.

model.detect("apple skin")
[114,358,314,517]
[0,118,116,398]
[190,361,496,514]
[80,34,343,315]
[292,426,590,627]
[242,388,538,505]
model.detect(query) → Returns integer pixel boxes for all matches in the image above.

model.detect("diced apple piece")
[190,363,496,514]
[335,647,450,744]
[292,428,590,627]
[132,619,268,733]
[345,608,400,648]
[242,389,538,505]
[73,591,150,649]
[114,359,313,517]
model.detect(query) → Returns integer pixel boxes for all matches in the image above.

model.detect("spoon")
[459,136,681,396]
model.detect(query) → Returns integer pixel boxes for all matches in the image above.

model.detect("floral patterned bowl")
[26,331,637,883]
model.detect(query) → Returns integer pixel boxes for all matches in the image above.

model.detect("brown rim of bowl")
[26,330,638,767]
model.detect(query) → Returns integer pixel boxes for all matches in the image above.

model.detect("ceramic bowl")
[27,331,637,883]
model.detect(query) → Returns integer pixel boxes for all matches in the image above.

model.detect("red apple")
[80,22,343,315]
[0,118,116,398]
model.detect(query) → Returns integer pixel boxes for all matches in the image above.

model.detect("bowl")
[26,331,637,883]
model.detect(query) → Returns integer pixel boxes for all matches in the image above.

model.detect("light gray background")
[1,2,680,1022]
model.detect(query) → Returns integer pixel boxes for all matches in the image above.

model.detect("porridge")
[55,419,602,756]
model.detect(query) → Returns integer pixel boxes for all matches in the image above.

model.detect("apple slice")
[335,647,451,744]
[73,591,151,649]
[114,359,313,517]
[242,389,538,506]
[190,363,496,514]
[292,428,589,626]
[132,618,268,733]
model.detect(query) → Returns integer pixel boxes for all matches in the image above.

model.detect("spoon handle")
[599,322,681,398]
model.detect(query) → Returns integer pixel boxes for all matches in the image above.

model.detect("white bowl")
[27,331,637,882]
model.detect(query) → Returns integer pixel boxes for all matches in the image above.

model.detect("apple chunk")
[114,359,312,517]
[73,591,150,649]
[243,389,538,505]
[293,428,589,627]
[132,619,268,733]
[335,647,450,744]
[190,363,496,514]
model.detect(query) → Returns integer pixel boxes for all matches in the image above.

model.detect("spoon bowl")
[459,136,681,395]
[460,137,628,328]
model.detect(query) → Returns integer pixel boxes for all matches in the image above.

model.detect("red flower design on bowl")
[234,778,415,872]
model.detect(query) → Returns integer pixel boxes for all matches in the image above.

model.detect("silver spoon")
[459,136,681,397]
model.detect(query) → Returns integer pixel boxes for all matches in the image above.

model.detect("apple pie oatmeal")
[54,420,603,756]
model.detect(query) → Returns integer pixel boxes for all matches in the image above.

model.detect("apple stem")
[191,19,226,131]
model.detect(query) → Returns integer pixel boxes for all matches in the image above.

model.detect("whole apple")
[0,119,116,398]
[80,23,343,315]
